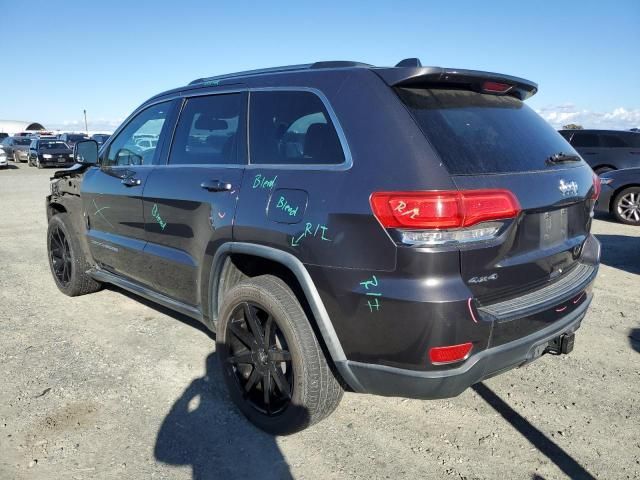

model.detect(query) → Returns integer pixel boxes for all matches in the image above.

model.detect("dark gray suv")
[559,129,640,174]
[46,58,600,434]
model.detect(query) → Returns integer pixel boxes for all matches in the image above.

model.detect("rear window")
[396,88,582,175]
[39,141,68,149]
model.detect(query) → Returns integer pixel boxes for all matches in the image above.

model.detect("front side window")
[249,91,345,165]
[169,93,243,165]
[103,101,171,167]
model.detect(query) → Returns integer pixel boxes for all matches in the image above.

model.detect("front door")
[140,91,247,306]
[81,100,175,283]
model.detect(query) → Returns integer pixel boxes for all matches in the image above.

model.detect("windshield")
[39,141,69,149]
[396,88,583,175]
[15,138,31,146]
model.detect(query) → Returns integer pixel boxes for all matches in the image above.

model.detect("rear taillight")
[429,342,473,365]
[482,81,512,94]
[591,172,601,200]
[370,190,520,230]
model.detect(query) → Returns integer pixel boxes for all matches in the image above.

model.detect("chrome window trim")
[247,86,353,171]
[107,86,353,171]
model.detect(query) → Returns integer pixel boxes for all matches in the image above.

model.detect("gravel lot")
[0,162,638,480]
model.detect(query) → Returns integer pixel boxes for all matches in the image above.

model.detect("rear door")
[140,90,246,306]
[396,88,597,302]
[81,100,175,282]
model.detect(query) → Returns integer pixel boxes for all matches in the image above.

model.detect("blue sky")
[1,0,638,132]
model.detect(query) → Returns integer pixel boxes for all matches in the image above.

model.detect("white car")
[0,147,8,168]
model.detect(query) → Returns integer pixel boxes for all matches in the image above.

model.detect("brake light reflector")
[429,342,473,365]
[482,81,512,93]
[370,190,520,229]
[591,172,601,200]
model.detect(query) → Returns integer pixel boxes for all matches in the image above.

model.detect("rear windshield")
[39,141,69,149]
[396,88,582,175]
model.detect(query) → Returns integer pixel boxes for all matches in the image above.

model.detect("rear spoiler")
[373,67,538,100]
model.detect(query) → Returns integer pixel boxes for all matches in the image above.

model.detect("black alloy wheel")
[225,301,293,415]
[49,225,72,286]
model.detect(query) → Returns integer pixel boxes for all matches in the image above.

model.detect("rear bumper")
[335,235,600,399]
[337,294,590,399]
[595,184,615,214]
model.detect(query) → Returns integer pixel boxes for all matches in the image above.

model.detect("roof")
[186,58,538,100]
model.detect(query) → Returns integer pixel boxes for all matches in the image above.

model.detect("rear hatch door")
[394,86,596,304]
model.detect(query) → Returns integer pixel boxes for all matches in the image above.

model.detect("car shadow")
[106,285,215,340]
[106,286,296,478]
[472,383,596,480]
[154,353,295,480]
[629,328,640,354]
[594,233,640,275]
[2,164,19,169]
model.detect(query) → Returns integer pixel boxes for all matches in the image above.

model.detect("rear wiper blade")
[547,152,581,164]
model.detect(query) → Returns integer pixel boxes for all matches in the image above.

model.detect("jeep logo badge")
[559,179,578,196]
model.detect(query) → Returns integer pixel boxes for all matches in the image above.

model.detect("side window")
[169,93,243,165]
[571,133,599,148]
[600,134,628,148]
[626,133,640,148]
[103,101,171,167]
[249,91,345,165]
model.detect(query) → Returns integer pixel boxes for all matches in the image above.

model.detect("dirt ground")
[0,162,638,480]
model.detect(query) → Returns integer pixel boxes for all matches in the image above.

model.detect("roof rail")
[309,60,373,69]
[188,60,372,86]
[188,64,312,85]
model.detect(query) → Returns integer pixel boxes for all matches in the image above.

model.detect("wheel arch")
[47,200,67,221]
[208,243,362,391]
[593,164,617,173]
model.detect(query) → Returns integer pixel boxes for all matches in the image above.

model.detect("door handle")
[201,180,232,192]
[121,177,142,187]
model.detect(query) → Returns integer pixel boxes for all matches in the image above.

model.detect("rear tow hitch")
[545,332,575,355]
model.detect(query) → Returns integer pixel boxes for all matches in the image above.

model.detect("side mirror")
[74,140,99,165]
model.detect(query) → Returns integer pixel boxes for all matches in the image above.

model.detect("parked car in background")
[28,139,74,168]
[0,146,7,168]
[90,133,110,147]
[46,59,600,434]
[559,129,640,174]
[58,133,89,148]
[596,168,640,225]
[1,136,31,162]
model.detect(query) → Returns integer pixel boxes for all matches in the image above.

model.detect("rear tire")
[612,186,640,226]
[217,275,343,435]
[47,213,102,296]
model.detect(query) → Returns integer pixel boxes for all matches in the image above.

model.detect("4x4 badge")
[559,179,578,196]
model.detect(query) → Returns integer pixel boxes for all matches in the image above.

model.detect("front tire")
[612,186,640,225]
[217,275,343,435]
[36,158,42,169]
[47,213,102,296]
